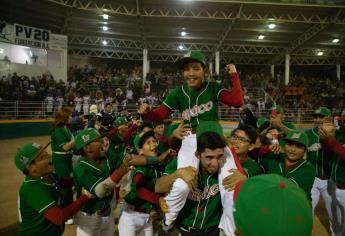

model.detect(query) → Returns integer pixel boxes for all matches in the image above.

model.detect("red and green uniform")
[258,153,316,201]
[51,127,73,178]
[143,74,243,130]
[164,159,222,231]
[330,131,345,185]
[18,176,63,236]
[73,149,124,214]
[124,165,164,212]
[305,128,333,178]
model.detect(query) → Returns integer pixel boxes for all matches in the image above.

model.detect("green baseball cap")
[312,106,331,117]
[196,121,223,138]
[270,105,284,114]
[114,117,127,127]
[175,50,206,70]
[284,130,308,148]
[75,128,101,150]
[14,142,50,172]
[133,131,156,152]
[256,117,270,129]
[233,174,313,236]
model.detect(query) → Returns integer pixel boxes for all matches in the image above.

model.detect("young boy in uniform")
[15,142,92,236]
[258,130,316,201]
[118,131,171,236]
[138,50,244,232]
[73,128,132,236]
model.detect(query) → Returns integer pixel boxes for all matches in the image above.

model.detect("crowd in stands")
[1,64,344,117]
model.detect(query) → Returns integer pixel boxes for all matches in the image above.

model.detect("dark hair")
[138,122,154,132]
[197,131,225,153]
[233,124,258,144]
[105,103,112,107]
[138,131,156,149]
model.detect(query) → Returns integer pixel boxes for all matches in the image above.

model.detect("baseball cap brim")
[175,57,206,70]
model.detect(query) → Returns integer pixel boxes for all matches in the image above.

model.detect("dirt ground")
[0,136,330,236]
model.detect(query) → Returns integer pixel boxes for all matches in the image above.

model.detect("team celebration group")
[14,51,345,236]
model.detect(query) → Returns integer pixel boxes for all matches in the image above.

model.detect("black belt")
[318,176,329,180]
[81,206,111,217]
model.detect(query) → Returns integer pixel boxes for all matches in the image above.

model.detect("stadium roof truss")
[1,0,345,65]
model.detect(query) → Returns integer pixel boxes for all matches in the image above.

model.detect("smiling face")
[182,62,205,90]
[284,141,306,163]
[197,148,224,175]
[139,136,158,157]
[230,130,255,156]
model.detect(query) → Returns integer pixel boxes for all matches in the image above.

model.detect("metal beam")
[46,0,345,24]
[135,0,147,49]
[60,0,76,34]
[211,4,242,60]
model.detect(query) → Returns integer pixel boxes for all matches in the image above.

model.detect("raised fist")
[225,64,237,75]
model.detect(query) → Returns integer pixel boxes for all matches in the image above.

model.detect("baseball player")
[50,107,75,207]
[319,111,345,236]
[82,93,91,115]
[258,130,316,201]
[74,93,83,113]
[15,142,92,236]
[73,128,132,236]
[304,106,335,232]
[223,125,261,190]
[138,50,243,234]
[233,174,313,236]
[118,131,171,236]
[156,124,225,236]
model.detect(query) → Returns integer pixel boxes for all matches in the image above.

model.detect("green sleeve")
[289,165,316,197]
[27,184,56,214]
[106,148,125,171]
[162,87,180,110]
[163,159,177,175]
[283,121,295,130]
[77,170,104,194]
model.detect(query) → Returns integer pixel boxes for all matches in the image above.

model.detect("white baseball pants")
[118,209,153,236]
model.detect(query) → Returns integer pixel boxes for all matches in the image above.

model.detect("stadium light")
[317,51,324,56]
[102,14,109,20]
[102,40,108,45]
[181,31,187,36]
[258,35,265,40]
[102,26,108,31]
[103,22,108,25]
[268,23,276,29]
[178,45,184,50]
[332,38,339,43]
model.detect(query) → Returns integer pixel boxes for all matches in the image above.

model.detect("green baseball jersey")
[163,81,226,130]
[18,176,63,236]
[124,165,163,212]
[240,158,262,177]
[164,159,222,230]
[73,149,124,214]
[258,153,316,201]
[331,131,345,184]
[305,128,333,178]
[51,127,73,178]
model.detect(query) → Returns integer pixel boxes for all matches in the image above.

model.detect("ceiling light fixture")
[268,23,276,29]
[102,14,109,20]
[102,40,108,45]
[0,48,3,54]
[317,51,324,56]
[258,35,265,40]
[332,38,339,43]
[102,26,108,31]
[181,31,187,36]
[178,45,184,50]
